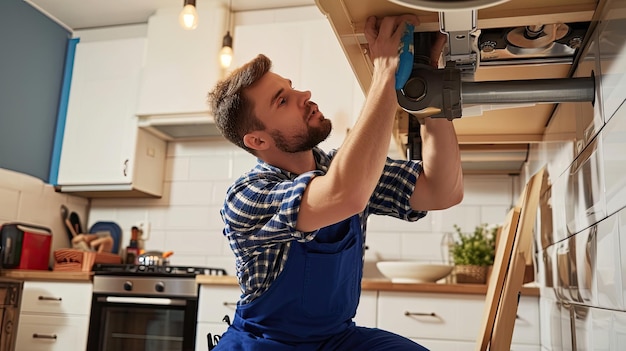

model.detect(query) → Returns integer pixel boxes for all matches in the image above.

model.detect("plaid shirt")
[221,147,426,304]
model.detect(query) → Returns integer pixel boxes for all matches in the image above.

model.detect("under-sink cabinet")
[15,281,92,351]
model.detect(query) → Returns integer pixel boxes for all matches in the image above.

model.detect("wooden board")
[490,252,528,350]
[475,207,521,351]
[475,166,546,350]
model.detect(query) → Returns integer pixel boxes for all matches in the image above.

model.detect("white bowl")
[376,261,453,283]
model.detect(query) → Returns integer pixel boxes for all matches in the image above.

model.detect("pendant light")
[219,0,234,69]
[179,0,198,30]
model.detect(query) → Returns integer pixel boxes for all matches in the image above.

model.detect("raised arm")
[296,15,419,232]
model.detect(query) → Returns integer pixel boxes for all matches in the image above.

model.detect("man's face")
[245,72,331,153]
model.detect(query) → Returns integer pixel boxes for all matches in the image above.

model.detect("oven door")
[87,293,198,351]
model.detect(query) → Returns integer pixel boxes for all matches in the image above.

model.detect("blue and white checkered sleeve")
[222,171,322,245]
[367,157,427,221]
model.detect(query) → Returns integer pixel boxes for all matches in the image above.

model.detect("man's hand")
[364,15,420,73]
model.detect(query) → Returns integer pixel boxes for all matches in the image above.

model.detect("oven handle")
[100,296,188,306]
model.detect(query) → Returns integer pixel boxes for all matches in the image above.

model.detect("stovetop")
[93,263,227,278]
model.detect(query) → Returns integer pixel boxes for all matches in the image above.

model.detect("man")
[207,14,463,351]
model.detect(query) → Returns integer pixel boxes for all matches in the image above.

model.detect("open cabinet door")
[476,167,546,351]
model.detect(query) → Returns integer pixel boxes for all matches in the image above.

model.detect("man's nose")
[297,89,312,104]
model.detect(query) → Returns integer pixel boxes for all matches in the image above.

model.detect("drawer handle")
[404,311,437,317]
[38,296,62,302]
[223,301,237,307]
[33,333,57,340]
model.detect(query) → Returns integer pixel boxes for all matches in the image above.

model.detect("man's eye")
[278,97,286,106]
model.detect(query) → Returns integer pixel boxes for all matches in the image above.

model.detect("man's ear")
[243,132,269,151]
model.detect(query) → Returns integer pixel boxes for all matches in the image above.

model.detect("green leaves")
[450,223,497,266]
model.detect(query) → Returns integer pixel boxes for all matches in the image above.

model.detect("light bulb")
[220,31,234,69]
[220,46,233,68]
[179,4,198,30]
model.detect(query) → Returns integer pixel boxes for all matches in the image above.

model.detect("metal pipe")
[461,77,595,104]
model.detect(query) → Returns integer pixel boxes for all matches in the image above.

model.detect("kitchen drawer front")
[20,281,92,315]
[377,292,483,341]
[378,292,539,344]
[354,290,377,328]
[197,285,240,323]
[15,314,89,351]
[417,339,540,351]
[195,322,229,351]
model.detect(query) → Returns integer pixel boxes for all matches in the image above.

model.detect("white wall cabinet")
[57,37,166,197]
[15,281,92,351]
[136,5,227,118]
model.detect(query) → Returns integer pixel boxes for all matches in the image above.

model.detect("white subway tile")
[365,232,402,261]
[189,155,232,181]
[366,213,432,232]
[432,205,481,234]
[164,230,223,255]
[480,205,513,226]
[169,181,213,206]
[400,232,448,262]
[165,156,190,181]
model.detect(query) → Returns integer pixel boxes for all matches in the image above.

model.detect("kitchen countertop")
[195,275,540,297]
[1,269,93,282]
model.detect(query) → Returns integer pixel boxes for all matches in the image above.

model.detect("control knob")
[155,282,165,293]
[123,281,133,291]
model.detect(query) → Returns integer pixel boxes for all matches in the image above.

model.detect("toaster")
[0,222,52,270]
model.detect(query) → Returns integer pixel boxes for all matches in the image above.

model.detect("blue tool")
[395,23,415,90]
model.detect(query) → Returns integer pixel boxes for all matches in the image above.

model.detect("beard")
[271,118,332,153]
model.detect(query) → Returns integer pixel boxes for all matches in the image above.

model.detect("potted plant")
[450,223,497,284]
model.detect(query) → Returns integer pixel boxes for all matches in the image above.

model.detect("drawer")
[378,292,539,345]
[20,281,92,315]
[197,285,240,323]
[16,314,89,351]
[354,290,377,328]
[378,292,484,341]
[195,322,229,351]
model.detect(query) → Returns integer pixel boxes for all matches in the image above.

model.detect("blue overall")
[214,215,429,351]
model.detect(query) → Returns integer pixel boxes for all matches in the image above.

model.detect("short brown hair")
[208,54,272,152]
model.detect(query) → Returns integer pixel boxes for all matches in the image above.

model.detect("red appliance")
[0,223,52,270]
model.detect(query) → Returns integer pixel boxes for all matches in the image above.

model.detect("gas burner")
[93,263,227,277]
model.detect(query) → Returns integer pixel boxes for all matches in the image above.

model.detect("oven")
[87,264,227,351]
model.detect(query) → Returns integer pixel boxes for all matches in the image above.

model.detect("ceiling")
[25,0,314,31]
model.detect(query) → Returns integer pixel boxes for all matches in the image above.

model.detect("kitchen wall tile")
[363,231,402,261]
[168,181,213,206]
[162,206,214,229]
[433,205,481,234]
[167,140,231,157]
[142,229,166,252]
[164,230,223,256]
[480,205,512,226]
[164,155,190,181]
[211,181,233,205]
[231,152,257,177]
[461,175,514,205]
[400,232,448,262]
[188,155,232,181]
[366,212,432,233]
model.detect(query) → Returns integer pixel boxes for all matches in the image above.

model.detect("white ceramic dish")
[376,261,453,283]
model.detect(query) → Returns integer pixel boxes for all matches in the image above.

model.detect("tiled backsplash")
[0,168,89,264]
[90,139,519,276]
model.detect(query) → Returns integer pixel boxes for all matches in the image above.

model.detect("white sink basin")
[376,261,453,283]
